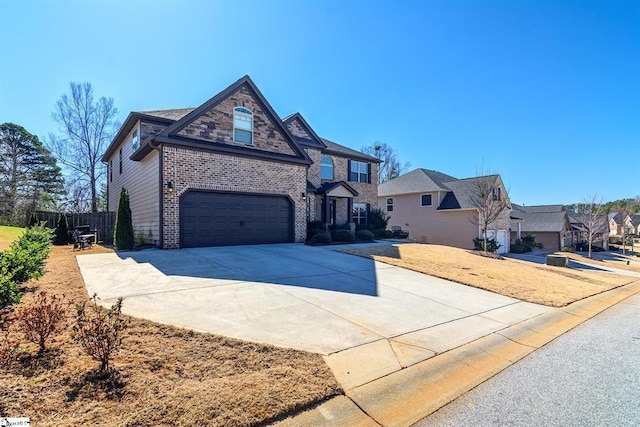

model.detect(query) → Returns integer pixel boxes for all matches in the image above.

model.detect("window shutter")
[367,163,372,184]
[347,160,352,182]
[366,203,371,224]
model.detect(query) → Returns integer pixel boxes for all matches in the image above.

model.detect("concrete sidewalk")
[276,280,640,427]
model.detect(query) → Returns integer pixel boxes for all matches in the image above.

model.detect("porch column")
[517,222,521,239]
[347,198,353,223]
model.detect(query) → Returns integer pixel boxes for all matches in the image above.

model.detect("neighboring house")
[631,214,640,236]
[608,212,634,236]
[378,169,512,253]
[102,75,379,249]
[510,204,574,251]
[570,214,610,250]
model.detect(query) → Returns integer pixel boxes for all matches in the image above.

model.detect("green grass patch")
[0,226,25,249]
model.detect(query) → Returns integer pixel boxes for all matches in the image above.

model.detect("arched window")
[233,106,253,144]
[321,156,334,180]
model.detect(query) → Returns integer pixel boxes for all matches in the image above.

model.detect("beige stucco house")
[102,75,379,248]
[378,169,512,253]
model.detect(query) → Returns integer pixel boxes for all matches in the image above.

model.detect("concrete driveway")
[77,243,549,390]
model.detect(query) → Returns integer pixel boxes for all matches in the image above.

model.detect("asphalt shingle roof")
[378,169,457,197]
[511,204,569,232]
[132,108,377,162]
[138,108,195,121]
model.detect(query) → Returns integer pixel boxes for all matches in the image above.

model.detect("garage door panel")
[180,191,292,248]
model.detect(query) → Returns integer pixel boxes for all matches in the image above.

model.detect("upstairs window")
[386,198,394,212]
[132,129,139,151]
[233,106,253,144]
[349,160,370,183]
[421,194,432,206]
[492,187,501,201]
[119,149,123,174]
[321,156,334,180]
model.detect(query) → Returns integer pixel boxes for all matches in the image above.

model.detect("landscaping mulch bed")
[1,244,341,426]
[338,243,637,307]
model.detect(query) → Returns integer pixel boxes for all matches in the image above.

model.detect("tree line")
[1,83,118,226]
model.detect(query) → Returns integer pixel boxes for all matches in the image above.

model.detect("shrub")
[0,272,21,308]
[521,234,538,251]
[54,213,69,245]
[473,237,501,253]
[329,223,351,231]
[2,226,53,284]
[14,291,68,354]
[367,208,390,231]
[307,220,325,240]
[0,328,18,367]
[332,229,355,242]
[510,239,531,254]
[309,231,331,245]
[114,187,134,251]
[73,294,128,372]
[356,229,374,241]
[372,228,393,238]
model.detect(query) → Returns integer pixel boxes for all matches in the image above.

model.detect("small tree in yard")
[54,213,69,245]
[467,174,509,253]
[576,194,604,259]
[114,187,134,251]
[73,294,128,373]
[14,291,68,355]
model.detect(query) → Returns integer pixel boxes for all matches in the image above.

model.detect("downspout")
[148,137,164,249]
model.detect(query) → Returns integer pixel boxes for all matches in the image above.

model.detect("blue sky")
[1,0,638,205]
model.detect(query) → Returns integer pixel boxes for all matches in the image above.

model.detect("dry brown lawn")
[1,244,341,426]
[554,251,640,274]
[339,243,637,307]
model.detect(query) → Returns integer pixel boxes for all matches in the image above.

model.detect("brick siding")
[162,146,307,248]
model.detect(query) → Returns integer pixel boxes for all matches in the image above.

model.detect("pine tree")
[54,213,69,245]
[27,212,39,228]
[114,187,133,250]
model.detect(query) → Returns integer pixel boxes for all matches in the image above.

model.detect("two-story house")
[101,75,379,249]
[378,168,512,253]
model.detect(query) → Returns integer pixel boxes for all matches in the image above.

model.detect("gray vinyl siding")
[108,121,160,245]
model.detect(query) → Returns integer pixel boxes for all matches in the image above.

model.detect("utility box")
[546,255,568,267]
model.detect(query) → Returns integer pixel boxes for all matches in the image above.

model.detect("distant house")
[608,212,634,236]
[570,214,610,251]
[510,204,574,251]
[378,168,512,253]
[631,214,640,236]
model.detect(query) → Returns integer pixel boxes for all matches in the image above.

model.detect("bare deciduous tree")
[361,142,410,184]
[467,174,509,253]
[48,82,118,213]
[576,194,604,258]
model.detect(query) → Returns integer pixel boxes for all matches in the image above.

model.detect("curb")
[274,281,640,427]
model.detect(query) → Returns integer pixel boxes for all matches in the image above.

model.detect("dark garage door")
[180,191,292,248]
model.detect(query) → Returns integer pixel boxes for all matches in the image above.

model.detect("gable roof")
[569,214,609,234]
[437,175,501,210]
[316,181,359,197]
[630,214,640,228]
[139,108,195,121]
[511,204,570,232]
[378,168,457,197]
[380,168,508,211]
[320,138,381,163]
[282,113,326,149]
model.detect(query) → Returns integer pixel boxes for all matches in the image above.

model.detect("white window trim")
[386,198,394,212]
[353,202,367,225]
[321,156,334,180]
[233,106,253,145]
[420,194,432,206]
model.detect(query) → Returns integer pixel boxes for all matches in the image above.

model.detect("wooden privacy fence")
[35,211,116,244]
